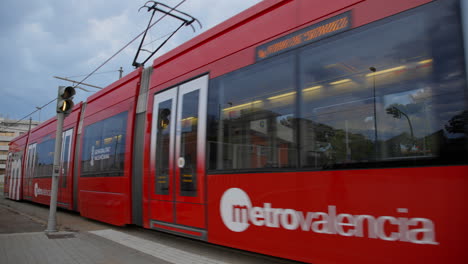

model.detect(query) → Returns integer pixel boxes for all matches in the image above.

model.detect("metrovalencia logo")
[220,188,438,245]
[34,183,51,198]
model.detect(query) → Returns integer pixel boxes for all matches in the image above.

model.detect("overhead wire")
[65,70,121,79]
[142,32,174,48]
[9,0,187,126]
[4,98,57,128]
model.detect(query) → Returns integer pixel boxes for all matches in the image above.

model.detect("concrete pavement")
[0,205,44,234]
[0,190,304,264]
[0,199,170,264]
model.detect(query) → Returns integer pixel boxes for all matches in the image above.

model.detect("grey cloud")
[0,0,262,120]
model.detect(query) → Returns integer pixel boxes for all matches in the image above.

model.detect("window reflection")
[81,112,128,177]
[35,137,55,178]
[155,102,172,195]
[208,0,467,171]
[299,0,466,168]
[61,133,72,187]
[209,55,297,170]
[179,90,199,197]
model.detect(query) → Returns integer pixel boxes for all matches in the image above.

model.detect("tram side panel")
[4,134,28,201]
[58,103,83,210]
[25,118,58,206]
[160,0,466,263]
[203,0,468,263]
[207,167,468,264]
[141,0,300,232]
[24,105,81,209]
[77,68,142,226]
[3,148,11,198]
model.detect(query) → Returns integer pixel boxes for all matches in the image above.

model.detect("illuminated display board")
[256,12,351,61]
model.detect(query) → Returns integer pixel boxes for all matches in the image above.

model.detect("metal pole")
[119,67,123,79]
[399,111,414,139]
[45,112,65,233]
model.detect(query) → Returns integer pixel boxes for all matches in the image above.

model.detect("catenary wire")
[66,70,121,79]
[72,0,187,89]
[142,32,174,47]
[4,98,57,128]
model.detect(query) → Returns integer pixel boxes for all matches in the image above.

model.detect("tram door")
[149,75,208,236]
[58,129,73,208]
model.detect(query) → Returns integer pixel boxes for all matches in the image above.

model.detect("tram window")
[179,90,200,196]
[4,153,11,185]
[298,0,467,168]
[424,0,468,164]
[155,101,172,195]
[208,54,297,170]
[35,137,55,178]
[25,144,36,179]
[61,133,71,187]
[208,0,466,173]
[81,111,128,177]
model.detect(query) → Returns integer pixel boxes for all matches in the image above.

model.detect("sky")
[0,0,262,122]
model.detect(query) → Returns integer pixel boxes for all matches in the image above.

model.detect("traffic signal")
[57,86,76,116]
[386,106,402,119]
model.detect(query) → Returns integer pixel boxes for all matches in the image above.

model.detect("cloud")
[0,0,262,121]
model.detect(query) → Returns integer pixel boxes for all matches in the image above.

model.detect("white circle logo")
[34,183,38,198]
[178,157,185,168]
[220,188,252,232]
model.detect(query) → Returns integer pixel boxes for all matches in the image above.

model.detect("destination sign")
[256,12,351,61]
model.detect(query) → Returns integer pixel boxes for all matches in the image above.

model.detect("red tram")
[4,0,468,263]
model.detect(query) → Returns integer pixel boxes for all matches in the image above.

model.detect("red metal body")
[4,133,28,200]
[24,118,56,206]
[22,104,82,210]
[4,0,468,263]
[77,68,142,226]
[207,166,468,263]
[59,103,83,210]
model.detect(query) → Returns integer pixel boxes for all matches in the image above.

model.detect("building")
[0,117,39,184]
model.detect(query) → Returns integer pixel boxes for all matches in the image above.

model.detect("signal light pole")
[45,86,75,233]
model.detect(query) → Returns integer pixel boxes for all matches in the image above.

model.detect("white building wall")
[0,117,40,182]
